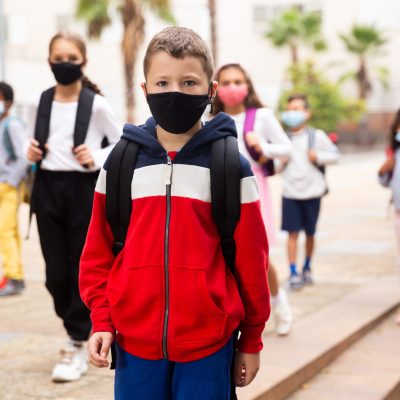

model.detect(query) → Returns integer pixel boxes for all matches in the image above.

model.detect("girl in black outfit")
[26,31,121,382]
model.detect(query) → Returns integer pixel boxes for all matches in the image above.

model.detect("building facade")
[1,0,399,127]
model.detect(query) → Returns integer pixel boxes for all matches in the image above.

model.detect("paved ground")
[0,150,398,399]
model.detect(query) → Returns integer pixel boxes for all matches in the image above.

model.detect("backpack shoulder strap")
[34,87,55,149]
[306,126,317,149]
[210,136,241,274]
[105,138,140,256]
[2,117,18,161]
[243,108,257,134]
[73,87,96,148]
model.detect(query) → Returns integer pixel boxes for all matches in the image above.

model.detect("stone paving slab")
[287,311,400,400]
[238,275,400,400]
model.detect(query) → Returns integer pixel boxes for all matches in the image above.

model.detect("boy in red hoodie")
[79,27,270,399]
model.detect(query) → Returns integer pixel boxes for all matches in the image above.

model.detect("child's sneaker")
[0,279,25,296]
[302,269,314,285]
[273,288,293,336]
[51,340,88,382]
[288,273,303,290]
[0,276,8,289]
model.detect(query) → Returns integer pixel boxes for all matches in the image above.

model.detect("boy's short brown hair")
[143,27,214,81]
[287,93,310,109]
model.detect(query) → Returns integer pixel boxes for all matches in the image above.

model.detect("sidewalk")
[0,150,397,400]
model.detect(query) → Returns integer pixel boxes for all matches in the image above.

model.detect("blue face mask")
[395,131,400,142]
[0,101,5,116]
[281,110,307,128]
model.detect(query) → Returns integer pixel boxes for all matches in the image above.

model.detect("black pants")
[33,170,98,341]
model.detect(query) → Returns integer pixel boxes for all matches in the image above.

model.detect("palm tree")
[76,0,174,122]
[339,25,388,100]
[265,8,326,66]
[208,0,217,65]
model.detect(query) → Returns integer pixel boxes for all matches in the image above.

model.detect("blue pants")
[115,339,233,400]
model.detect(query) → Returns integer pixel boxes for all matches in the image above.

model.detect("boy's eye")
[69,56,80,63]
[183,80,196,87]
[157,81,168,87]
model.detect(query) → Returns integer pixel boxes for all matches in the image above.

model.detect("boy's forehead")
[288,99,307,109]
[0,93,5,101]
[146,51,208,80]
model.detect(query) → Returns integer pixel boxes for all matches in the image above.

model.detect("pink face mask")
[217,84,249,107]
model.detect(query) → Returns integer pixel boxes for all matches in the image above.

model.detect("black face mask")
[50,62,83,85]
[146,87,212,134]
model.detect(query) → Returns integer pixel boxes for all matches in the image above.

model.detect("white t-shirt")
[229,108,292,167]
[277,128,340,199]
[26,93,122,172]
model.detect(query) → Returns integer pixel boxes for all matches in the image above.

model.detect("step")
[237,275,400,400]
[287,312,400,400]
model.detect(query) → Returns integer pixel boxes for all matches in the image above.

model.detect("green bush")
[279,62,365,132]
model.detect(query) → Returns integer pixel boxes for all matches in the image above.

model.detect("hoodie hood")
[121,112,237,156]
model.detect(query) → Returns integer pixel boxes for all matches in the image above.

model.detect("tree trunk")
[208,0,217,65]
[120,0,145,123]
[290,43,298,66]
[356,57,372,100]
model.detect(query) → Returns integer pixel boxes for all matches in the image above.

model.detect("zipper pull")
[164,155,173,186]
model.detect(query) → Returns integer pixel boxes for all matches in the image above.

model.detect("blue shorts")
[114,338,233,400]
[281,197,321,235]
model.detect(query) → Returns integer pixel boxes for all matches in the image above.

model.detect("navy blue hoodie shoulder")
[104,112,253,178]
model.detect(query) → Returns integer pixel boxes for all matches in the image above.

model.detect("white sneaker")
[273,288,293,336]
[51,340,88,382]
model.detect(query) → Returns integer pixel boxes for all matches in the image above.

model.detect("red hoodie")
[79,113,270,362]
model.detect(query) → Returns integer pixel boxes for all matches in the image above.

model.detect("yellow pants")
[0,183,23,280]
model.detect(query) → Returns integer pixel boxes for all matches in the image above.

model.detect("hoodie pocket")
[170,268,227,344]
[108,265,164,340]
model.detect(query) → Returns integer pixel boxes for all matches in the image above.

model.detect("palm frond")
[340,25,387,56]
[265,8,326,52]
[143,0,176,24]
[76,0,111,38]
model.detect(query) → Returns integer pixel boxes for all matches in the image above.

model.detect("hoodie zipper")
[162,154,173,359]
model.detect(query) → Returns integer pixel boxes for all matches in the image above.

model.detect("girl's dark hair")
[390,109,400,150]
[211,63,264,116]
[49,30,103,96]
[0,81,14,102]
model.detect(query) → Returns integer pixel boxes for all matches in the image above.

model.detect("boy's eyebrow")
[151,73,203,80]
[152,74,170,80]
[181,73,202,79]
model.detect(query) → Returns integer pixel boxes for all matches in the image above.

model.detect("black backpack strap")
[105,138,139,370]
[73,87,95,148]
[105,138,139,256]
[210,136,241,400]
[34,87,55,154]
[210,136,241,274]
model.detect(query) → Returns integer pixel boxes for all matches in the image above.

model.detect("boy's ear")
[306,109,312,120]
[141,82,148,97]
[210,80,218,99]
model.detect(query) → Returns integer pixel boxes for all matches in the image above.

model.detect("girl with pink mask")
[211,62,293,336]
